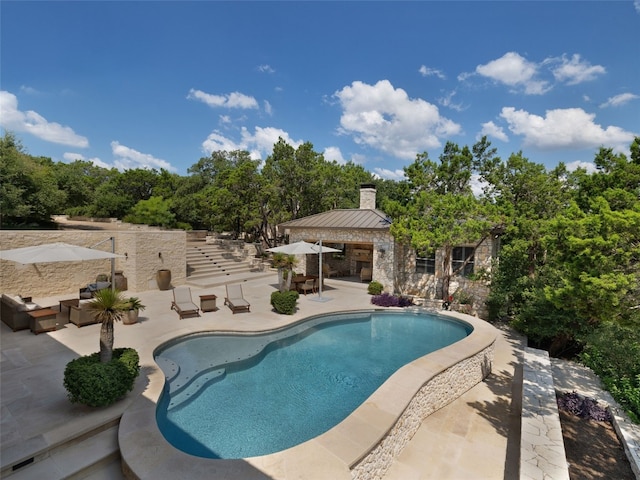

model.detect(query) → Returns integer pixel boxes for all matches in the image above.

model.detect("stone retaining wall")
[351,343,495,480]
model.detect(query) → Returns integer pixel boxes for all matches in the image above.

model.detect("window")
[452,246,474,277]
[416,251,435,274]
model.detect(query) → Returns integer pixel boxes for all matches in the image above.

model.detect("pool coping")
[119,309,498,480]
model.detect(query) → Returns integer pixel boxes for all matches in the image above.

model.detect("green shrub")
[580,323,640,422]
[270,290,299,315]
[367,281,384,295]
[64,348,140,407]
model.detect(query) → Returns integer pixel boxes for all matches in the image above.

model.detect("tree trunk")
[441,245,452,300]
[100,321,114,363]
[285,267,293,292]
[277,268,285,292]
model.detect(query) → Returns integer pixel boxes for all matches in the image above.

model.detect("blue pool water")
[155,310,471,459]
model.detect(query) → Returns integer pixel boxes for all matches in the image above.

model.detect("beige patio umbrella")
[266,240,341,300]
[0,240,123,290]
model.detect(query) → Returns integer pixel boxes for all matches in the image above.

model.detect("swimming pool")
[155,310,472,459]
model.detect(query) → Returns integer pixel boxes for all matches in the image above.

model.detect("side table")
[199,294,217,312]
[28,308,60,334]
[59,298,79,321]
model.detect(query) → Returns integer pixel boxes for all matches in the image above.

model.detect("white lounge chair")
[224,284,251,314]
[171,286,200,319]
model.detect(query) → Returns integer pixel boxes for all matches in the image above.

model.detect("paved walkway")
[1,274,525,479]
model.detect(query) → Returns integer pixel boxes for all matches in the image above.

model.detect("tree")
[198,150,262,237]
[489,139,640,356]
[88,289,129,363]
[0,132,66,226]
[389,140,500,299]
[124,196,176,227]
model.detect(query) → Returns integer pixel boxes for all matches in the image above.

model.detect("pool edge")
[119,309,498,480]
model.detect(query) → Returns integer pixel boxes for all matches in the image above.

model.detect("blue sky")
[2,1,639,179]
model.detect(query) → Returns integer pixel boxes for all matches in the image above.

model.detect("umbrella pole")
[318,240,323,298]
[110,237,115,292]
[311,239,331,302]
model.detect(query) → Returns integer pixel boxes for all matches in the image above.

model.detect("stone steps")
[185,241,274,288]
[5,423,121,480]
[186,242,254,279]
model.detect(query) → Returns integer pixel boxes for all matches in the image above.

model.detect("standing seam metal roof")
[279,209,391,230]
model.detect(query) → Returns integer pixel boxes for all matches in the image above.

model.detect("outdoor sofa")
[1,294,44,331]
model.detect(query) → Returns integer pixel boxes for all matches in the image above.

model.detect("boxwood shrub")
[63,347,140,407]
[270,290,299,315]
[367,281,384,295]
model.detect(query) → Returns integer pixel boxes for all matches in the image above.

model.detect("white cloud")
[63,152,110,169]
[333,80,461,160]
[110,141,176,172]
[201,126,302,161]
[600,92,639,108]
[372,167,406,181]
[550,54,606,85]
[635,0,640,14]
[478,121,509,142]
[19,85,40,95]
[257,64,275,74]
[419,65,446,80]
[323,146,346,164]
[500,106,636,152]
[0,90,89,147]
[187,88,258,109]
[565,160,597,174]
[263,100,273,116]
[475,52,550,95]
[470,174,488,198]
[438,90,466,112]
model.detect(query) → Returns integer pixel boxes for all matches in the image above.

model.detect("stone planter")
[124,309,139,325]
[156,269,172,290]
[112,270,128,291]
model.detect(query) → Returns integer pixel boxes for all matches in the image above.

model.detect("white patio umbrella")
[0,241,123,290]
[266,240,341,300]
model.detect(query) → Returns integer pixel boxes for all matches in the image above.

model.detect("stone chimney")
[359,184,376,210]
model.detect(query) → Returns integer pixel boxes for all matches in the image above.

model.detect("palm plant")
[272,253,298,292]
[88,289,129,363]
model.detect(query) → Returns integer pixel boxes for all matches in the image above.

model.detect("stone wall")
[285,228,395,291]
[395,237,494,318]
[0,230,186,297]
[351,343,495,480]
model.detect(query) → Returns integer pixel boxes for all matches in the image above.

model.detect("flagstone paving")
[2,274,524,479]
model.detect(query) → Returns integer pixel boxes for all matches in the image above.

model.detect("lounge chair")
[171,286,200,319]
[224,284,251,314]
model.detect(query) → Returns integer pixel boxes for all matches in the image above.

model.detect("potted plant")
[124,296,146,325]
[63,289,140,407]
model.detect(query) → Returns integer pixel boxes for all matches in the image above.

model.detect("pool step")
[165,368,226,411]
[6,424,121,480]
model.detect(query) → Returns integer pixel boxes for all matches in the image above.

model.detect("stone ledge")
[520,347,570,480]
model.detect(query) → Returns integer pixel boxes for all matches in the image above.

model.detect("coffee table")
[28,308,59,334]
